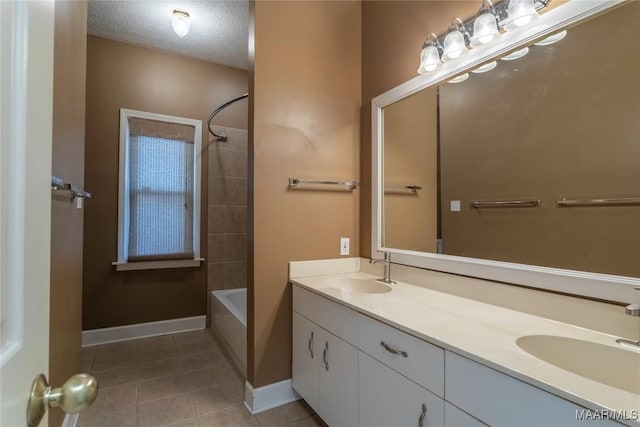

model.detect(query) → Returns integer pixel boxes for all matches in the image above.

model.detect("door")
[292,312,320,412]
[318,329,358,427]
[358,351,444,427]
[1,1,55,426]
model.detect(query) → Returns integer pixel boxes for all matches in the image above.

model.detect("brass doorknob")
[27,373,99,427]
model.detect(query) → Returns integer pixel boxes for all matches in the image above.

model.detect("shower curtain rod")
[207,93,249,141]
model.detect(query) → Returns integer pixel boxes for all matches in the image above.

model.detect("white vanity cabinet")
[292,288,359,427]
[292,283,627,427]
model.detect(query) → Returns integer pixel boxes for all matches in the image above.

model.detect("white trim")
[81,315,206,347]
[244,379,300,415]
[116,108,203,268]
[62,413,78,427]
[112,258,204,271]
[371,0,639,302]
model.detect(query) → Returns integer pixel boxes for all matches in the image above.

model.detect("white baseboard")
[244,379,300,414]
[82,315,206,347]
[62,413,78,427]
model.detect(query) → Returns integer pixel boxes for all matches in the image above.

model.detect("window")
[115,109,202,271]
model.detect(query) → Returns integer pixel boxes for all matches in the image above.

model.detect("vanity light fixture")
[172,9,191,37]
[415,0,551,75]
[417,33,442,74]
[470,0,500,48]
[534,30,567,46]
[448,73,469,84]
[471,61,497,73]
[504,0,540,31]
[442,18,470,62]
[501,47,530,60]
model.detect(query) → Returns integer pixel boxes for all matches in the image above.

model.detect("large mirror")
[374,0,639,301]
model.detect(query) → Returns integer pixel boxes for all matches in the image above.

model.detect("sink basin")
[516,335,640,394]
[324,278,392,294]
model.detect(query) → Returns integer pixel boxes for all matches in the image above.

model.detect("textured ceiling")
[88,0,249,70]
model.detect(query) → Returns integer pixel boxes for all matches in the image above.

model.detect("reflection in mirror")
[382,2,640,278]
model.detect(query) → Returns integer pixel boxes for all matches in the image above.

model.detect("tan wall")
[439,2,640,277]
[360,1,479,256]
[83,36,248,329]
[250,1,361,387]
[383,88,438,252]
[50,2,87,425]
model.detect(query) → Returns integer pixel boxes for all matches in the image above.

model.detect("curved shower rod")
[207,93,249,141]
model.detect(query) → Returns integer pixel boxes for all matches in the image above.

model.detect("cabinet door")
[359,351,444,427]
[318,329,359,427]
[292,312,319,412]
[445,402,487,427]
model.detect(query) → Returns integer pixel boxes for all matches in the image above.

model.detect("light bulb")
[505,0,539,31]
[501,47,529,61]
[418,45,441,74]
[442,30,468,62]
[535,30,567,46]
[448,73,469,84]
[471,12,499,47]
[172,10,190,37]
[471,61,497,73]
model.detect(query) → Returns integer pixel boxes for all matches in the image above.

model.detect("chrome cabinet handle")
[418,403,427,427]
[323,341,329,371]
[308,331,314,359]
[380,341,408,358]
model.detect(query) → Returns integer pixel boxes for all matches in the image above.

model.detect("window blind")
[127,118,196,262]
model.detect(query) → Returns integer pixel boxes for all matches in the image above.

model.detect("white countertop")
[290,269,640,424]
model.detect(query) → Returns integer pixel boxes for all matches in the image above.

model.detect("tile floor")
[79,329,324,427]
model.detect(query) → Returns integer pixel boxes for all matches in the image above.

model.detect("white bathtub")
[211,289,246,377]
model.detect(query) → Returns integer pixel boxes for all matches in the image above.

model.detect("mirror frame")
[371,0,638,303]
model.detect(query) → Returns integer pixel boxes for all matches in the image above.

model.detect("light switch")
[450,200,461,212]
[340,237,350,256]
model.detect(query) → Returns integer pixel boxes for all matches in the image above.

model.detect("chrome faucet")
[615,288,640,349]
[370,252,396,285]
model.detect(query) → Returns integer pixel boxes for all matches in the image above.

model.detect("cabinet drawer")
[358,314,444,397]
[293,285,358,343]
[445,351,621,427]
[359,351,444,427]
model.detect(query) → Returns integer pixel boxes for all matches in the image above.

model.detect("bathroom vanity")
[290,259,639,427]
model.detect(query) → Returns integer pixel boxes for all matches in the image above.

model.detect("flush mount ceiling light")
[535,30,567,46]
[442,18,470,62]
[501,47,530,60]
[471,0,500,48]
[504,0,540,31]
[471,61,498,73]
[417,33,442,74]
[448,73,469,84]
[172,9,191,37]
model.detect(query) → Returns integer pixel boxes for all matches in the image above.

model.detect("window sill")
[112,258,204,271]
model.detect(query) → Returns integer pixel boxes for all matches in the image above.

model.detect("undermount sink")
[324,278,392,294]
[516,335,640,394]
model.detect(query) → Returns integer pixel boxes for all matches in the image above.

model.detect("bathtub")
[211,289,246,377]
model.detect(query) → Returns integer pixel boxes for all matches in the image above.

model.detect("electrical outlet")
[340,237,350,256]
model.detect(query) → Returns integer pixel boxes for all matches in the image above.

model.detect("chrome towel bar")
[288,178,359,190]
[471,199,541,208]
[557,197,640,207]
[385,185,422,195]
[51,175,92,200]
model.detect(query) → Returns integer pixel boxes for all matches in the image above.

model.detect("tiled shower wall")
[207,127,248,315]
